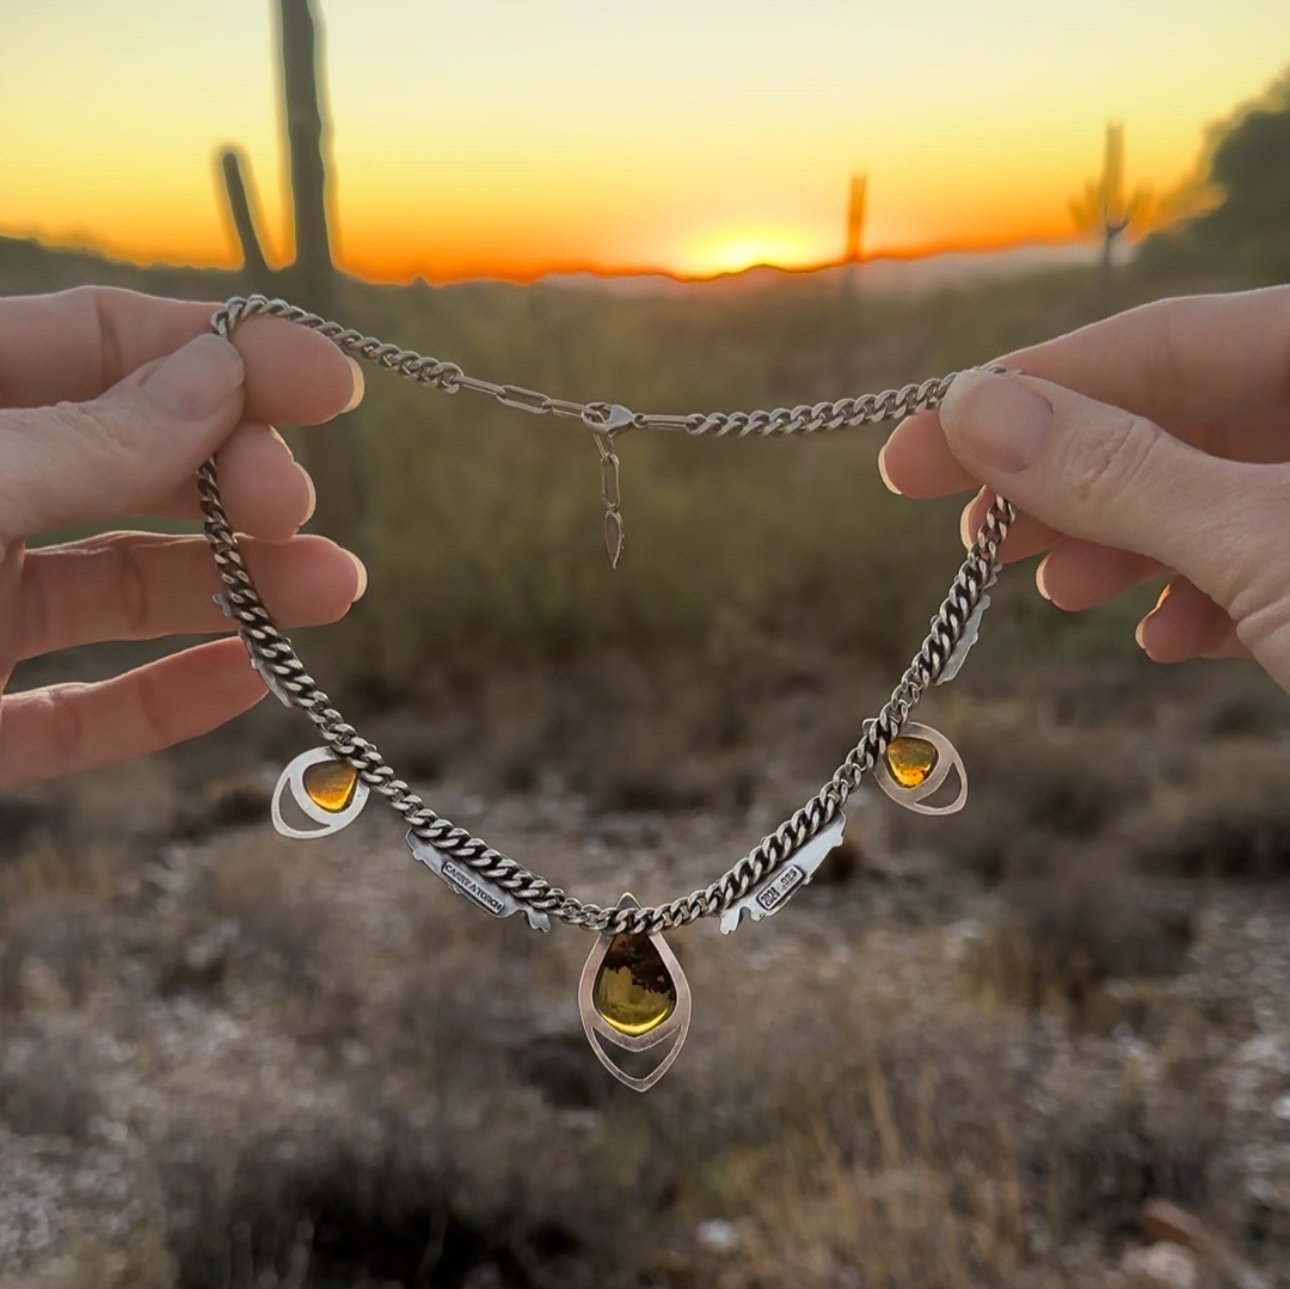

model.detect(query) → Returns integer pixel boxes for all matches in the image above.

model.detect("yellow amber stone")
[884,736,939,789]
[301,760,359,813]
[592,933,677,1036]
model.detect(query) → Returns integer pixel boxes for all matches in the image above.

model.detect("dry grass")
[2,248,1289,1287]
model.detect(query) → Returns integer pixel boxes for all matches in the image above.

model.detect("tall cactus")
[274,0,362,540]
[845,172,867,264]
[1070,122,1151,279]
[216,147,270,286]
[276,0,335,312]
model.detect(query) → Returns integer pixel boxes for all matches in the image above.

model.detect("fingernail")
[876,443,902,495]
[959,502,975,549]
[343,357,365,413]
[297,464,316,524]
[940,371,1053,473]
[346,550,368,601]
[1135,584,1172,652]
[1035,559,1053,602]
[268,425,295,462]
[141,334,243,417]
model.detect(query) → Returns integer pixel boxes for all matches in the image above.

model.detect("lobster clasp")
[583,402,635,436]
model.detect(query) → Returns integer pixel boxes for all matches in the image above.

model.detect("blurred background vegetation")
[2,6,1290,1288]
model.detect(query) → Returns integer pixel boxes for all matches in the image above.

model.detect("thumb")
[0,333,244,541]
[939,370,1290,682]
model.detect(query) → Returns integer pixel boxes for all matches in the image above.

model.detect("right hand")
[878,287,1290,692]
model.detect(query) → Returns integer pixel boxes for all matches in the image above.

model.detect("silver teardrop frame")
[270,747,370,839]
[578,894,692,1092]
[875,721,968,816]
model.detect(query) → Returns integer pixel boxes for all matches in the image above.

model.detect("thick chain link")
[199,296,1014,935]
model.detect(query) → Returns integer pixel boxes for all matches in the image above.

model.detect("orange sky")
[3,1,1287,282]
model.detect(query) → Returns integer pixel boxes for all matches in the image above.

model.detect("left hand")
[0,286,367,788]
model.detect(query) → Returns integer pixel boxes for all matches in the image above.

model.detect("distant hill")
[540,242,1107,297]
[2,231,1109,305]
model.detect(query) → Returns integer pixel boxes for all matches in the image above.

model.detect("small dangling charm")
[875,721,967,815]
[578,894,692,1091]
[271,748,369,838]
[588,403,634,570]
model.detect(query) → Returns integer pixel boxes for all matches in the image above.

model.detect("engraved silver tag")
[405,831,551,932]
[719,813,847,935]
[936,591,990,684]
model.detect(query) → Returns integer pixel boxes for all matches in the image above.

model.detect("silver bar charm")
[719,813,847,935]
[405,831,551,932]
[936,592,991,684]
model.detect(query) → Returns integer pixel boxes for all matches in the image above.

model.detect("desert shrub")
[0,893,114,1010]
[1041,1073,1233,1241]
[0,1032,102,1140]
[171,773,273,842]
[1125,745,1290,879]
[970,858,1194,1021]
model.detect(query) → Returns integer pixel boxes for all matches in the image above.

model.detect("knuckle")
[35,685,90,778]
[64,286,129,392]
[1062,409,1163,507]
[132,665,172,750]
[17,553,52,660]
[111,538,153,637]
[1212,466,1290,619]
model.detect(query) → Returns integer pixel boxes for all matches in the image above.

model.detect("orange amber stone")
[884,736,939,789]
[301,760,359,813]
[593,933,677,1036]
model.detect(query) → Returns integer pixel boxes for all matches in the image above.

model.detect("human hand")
[878,287,1290,693]
[0,287,367,788]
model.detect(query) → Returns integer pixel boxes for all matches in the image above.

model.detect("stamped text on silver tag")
[719,813,847,935]
[405,831,551,932]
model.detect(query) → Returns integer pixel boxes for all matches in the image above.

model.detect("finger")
[879,410,976,498]
[0,286,361,427]
[938,371,1290,688]
[152,421,315,541]
[0,638,267,788]
[879,287,1290,499]
[960,490,1061,562]
[1003,286,1290,450]
[17,532,365,660]
[1136,579,1250,663]
[1036,542,1166,612]
[0,334,246,541]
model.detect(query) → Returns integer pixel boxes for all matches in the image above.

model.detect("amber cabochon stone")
[301,760,359,813]
[592,932,678,1036]
[884,736,939,789]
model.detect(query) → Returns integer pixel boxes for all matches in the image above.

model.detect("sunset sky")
[4,1,1287,282]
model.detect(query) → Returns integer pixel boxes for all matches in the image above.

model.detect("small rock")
[696,1218,742,1255]
[1115,1242,1198,1289]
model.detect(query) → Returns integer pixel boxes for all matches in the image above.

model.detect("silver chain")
[199,295,1014,935]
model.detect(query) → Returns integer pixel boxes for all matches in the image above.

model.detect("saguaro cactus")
[845,172,867,264]
[276,0,335,311]
[216,147,270,285]
[1070,122,1150,278]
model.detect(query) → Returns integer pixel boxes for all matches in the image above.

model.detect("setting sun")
[677,227,832,279]
[2,0,1288,282]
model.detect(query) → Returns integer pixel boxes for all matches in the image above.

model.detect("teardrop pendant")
[578,895,692,1091]
[875,721,967,815]
[271,748,370,838]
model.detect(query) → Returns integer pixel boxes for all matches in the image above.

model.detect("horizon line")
[0,226,1109,289]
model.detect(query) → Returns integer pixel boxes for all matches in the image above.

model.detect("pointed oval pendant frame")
[875,721,968,816]
[578,895,692,1092]
[271,747,370,839]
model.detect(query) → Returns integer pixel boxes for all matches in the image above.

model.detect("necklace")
[200,294,1015,1091]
